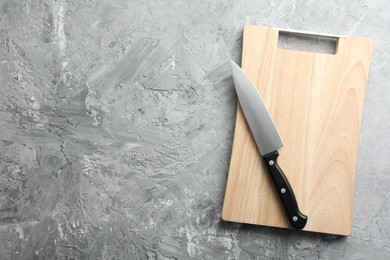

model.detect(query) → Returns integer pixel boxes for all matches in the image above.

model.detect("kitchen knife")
[230,60,307,229]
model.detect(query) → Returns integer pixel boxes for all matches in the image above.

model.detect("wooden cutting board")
[222,25,373,235]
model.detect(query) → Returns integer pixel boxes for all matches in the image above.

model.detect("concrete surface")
[0,0,389,259]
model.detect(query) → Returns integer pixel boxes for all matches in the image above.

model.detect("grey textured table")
[0,1,389,259]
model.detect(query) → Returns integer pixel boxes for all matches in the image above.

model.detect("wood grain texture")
[222,25,373,235]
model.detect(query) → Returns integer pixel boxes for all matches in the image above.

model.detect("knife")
[230,60,307,229]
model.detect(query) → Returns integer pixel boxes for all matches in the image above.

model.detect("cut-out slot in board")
[277,30,338,55]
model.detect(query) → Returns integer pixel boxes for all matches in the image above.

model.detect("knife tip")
[229,60,241,77]
[229,59,237,67]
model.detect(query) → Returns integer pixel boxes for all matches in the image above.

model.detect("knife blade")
[230,60,307,229]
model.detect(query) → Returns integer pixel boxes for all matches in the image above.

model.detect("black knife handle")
[263,150,307,229]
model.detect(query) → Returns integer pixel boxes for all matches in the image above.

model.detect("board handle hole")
[278,31,338,55]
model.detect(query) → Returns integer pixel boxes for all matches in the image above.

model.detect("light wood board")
[222,25,373,235]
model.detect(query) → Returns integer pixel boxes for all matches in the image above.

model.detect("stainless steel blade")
[230,60,284,155]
